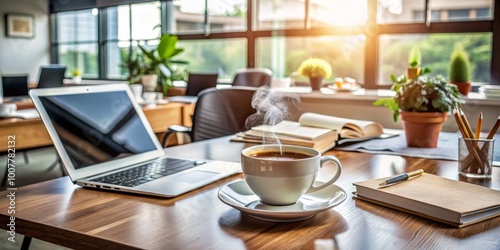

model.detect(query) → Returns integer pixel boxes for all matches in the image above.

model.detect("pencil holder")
[458,137,494,179]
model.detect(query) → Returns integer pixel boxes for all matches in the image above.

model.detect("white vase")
[142,74,158,92]
[72,76,82,84]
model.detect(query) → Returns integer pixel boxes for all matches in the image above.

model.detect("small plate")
[218,180,347,222]
[328,85,360,92]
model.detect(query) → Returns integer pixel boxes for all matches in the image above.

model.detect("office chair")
[37,65,66,88]
[231,68,272,87]
[1,75,29,97]
[185,73,219,96]
[161,86,258,146]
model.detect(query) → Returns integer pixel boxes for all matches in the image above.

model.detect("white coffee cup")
[142,92,157,103]
[241,144,342,206]
[0,103,17,116]
[129,84,143,101]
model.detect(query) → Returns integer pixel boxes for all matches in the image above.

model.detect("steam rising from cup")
[245,86,301,145]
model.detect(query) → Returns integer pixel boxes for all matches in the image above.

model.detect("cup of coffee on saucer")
[241,144,342,206]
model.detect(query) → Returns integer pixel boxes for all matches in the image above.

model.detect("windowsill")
[269,86,500,106]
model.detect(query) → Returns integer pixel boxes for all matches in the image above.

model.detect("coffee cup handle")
[306,155,342,193]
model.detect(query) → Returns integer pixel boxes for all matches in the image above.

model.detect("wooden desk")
[0,102,194,151]
[0,137,498,249]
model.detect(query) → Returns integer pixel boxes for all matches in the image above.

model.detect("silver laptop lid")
[29,84,165,182]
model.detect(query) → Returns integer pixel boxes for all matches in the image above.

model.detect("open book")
[298,112,384,143]
[353,173,500,228]
[231,113,384,152]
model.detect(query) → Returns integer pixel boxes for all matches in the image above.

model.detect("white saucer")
[218,180,347,222]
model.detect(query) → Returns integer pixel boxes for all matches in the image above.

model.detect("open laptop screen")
[39,90,157,169]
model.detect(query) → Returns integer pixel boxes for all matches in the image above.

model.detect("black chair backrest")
[185,73,219,96]
[190,86,257,142]
[38,65,66,88]
[1,75,29,97]
[231,68,272,87]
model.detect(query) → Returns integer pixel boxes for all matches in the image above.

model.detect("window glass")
[131,2,161,40]
[429,0,493,21]
[57,9,97,42]
[310,0,367,27]
[107,6,130,40]
[171,0,205,33]
[59,44,99,78]
[254,0,305,30]
[378,0,425,24]
[378,33,492,85]
[256,36,365,83]
[209,0,247,32]
[177,39,247,81]
[106,41,131,79]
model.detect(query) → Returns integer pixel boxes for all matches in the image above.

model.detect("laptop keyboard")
[90,158,205,187]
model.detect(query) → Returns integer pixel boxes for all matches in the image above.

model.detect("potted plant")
[297,58,332,90]
[139,34,188,94]
[407,46,421,79]
[448,46,472,96]
[72,68,82,84]
[373,72,463,148]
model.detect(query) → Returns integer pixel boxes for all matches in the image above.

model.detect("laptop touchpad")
[175,170,220,184]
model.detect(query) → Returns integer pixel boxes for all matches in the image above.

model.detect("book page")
[251,121,333,140]
[298,112,384,138]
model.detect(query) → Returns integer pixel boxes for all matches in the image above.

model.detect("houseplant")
[373,73,463,148]
[72,68,82,84]
[448,46,472,96]
[297,58,332,90]
[407,46,421,79]
[139,34,188,94]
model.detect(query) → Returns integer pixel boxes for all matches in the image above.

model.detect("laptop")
[29,84,241,197]
[168,73,218,103]
[37,65,66,88]
[1,74,30,100]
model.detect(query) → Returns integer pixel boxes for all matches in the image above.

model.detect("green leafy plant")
[139,34,189,93]
[408,46,422,68]
[297,58,332,78]
[373,72,463,122]
[448,46,471,83]
[72,68,82,76]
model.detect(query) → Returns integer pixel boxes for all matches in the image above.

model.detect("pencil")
[459,109,475,139]
[475,112,483,139]
[486,115,500,139]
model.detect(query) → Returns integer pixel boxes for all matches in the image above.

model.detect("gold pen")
[379,169,424,186]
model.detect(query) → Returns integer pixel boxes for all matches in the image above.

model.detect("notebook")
[29,84,241,197]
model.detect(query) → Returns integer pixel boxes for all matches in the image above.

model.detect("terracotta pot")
[309,77,323,90]
[450,81,471,96]
[406,67,421,80]
[400,111,447,148]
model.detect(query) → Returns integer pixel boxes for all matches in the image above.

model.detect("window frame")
[50,0,500,88]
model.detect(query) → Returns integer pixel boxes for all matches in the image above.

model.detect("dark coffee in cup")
[249,151,310,160]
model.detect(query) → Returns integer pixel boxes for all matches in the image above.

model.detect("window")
[379,33,492,84]
[171,0,246,34]
[51,0,500,87]
[56,9,98,78]
[256,36,365,82]
[105,2,161,79]
[177,38,247,81]
[254,0,306,30]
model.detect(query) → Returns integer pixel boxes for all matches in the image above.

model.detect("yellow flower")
[297,58,332,78]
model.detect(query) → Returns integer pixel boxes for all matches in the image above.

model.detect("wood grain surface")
[0,137,499,249]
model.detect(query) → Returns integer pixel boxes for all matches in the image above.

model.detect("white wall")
[0,0,50,82]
